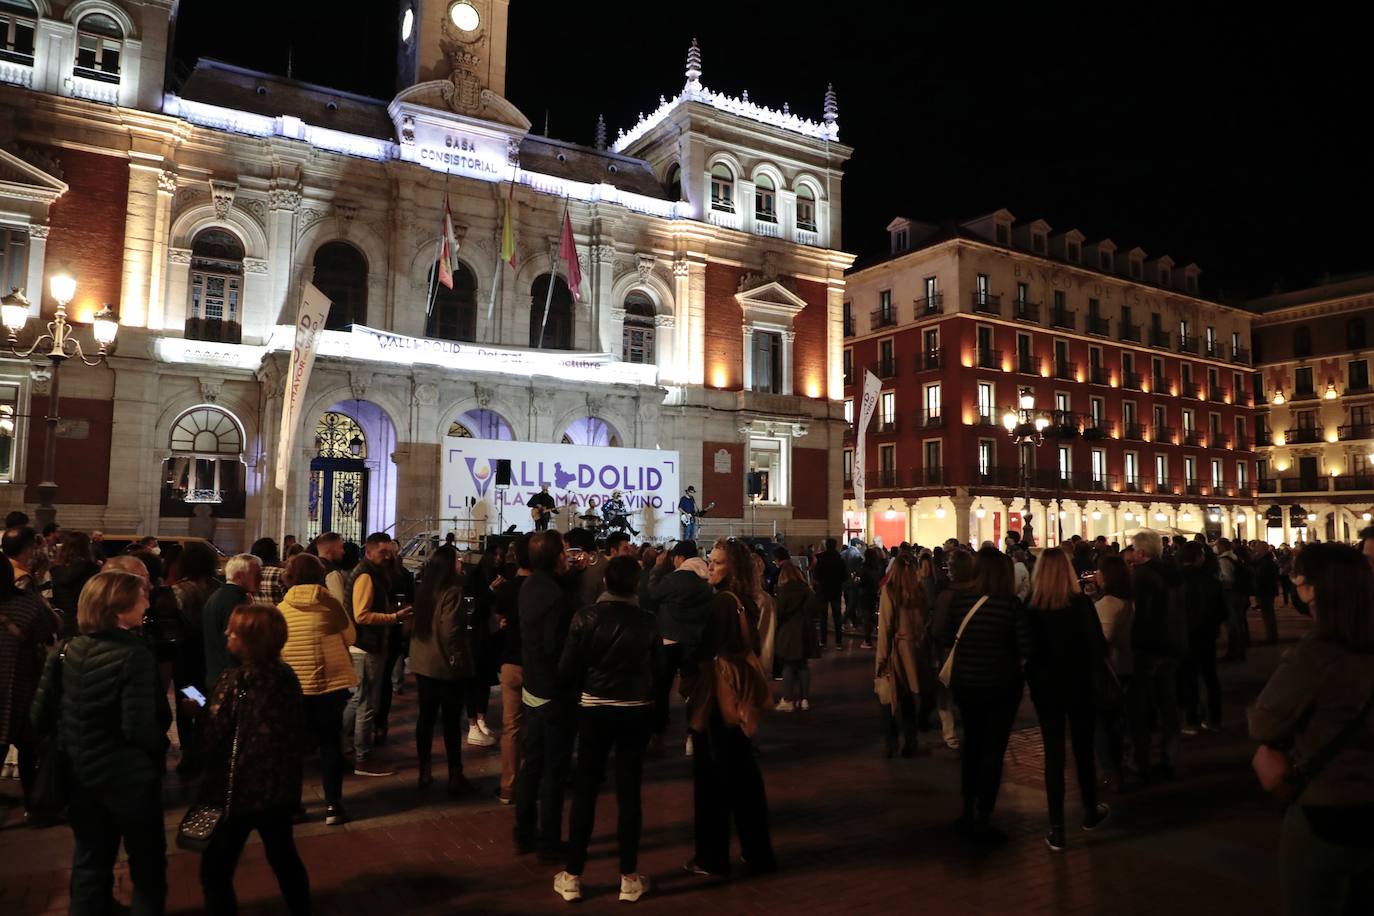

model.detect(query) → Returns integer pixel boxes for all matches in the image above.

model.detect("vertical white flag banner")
[275,282,333,492]
[854,368,882,519]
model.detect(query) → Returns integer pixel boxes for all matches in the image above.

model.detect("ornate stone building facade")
[0,0,852,548]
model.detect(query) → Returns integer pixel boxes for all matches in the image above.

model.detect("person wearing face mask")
[31,570,168,915]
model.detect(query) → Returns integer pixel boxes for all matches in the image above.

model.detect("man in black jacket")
[1129,529,1185,782]
[515,529,577,860]
[552,556,663,902]
[1250,541,1281,644]
[646,540,713,753]
[1177,542,1225,732]
[811,538,848,647]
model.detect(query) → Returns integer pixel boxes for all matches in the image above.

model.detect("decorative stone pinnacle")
[594,114,607,150]
[823,83,838,124]
[685,38,702,84]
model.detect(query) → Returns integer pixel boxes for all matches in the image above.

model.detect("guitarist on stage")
[527,483,557,531]
[679,486,700,541]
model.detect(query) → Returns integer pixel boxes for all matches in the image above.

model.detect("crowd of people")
[0,507,1371,914]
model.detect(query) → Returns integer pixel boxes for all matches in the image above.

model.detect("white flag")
[854,369,882,519]
[275,283,332,491]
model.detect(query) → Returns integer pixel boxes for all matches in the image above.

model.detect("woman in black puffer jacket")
[31,569,168,915]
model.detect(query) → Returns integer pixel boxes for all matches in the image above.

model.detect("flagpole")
[537,197,567,349]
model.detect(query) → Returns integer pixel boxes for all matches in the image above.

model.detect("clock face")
[449,1,480,31]
[401,7,413,41]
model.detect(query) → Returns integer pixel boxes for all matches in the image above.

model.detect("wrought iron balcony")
[977,347,1002,370]
[974,466,1022,487]
[915,293,943,316]
[1234,435,1250,450]
[1087,314,1110,336]
[1179,382,1200,399]
[1013,300,1040,322]
[873,358,898,379]
[1054,360,1077,381]
[1124,422,1147,441]
[1185,479,1205,495]
[870,307,897,329]
[1204,341,1225,359]
[1177,335,1200,355]
[971,292,1001,316]
[877,416,899,434]
[1051,309,1076,331]
[1119,321,1142,343]
[1340,424,1374,441]
[1208,385,1227,402]
[1017,353,1041,375]
[1184,430,1206,447]
[1150,328,1171,348]
[1285,426,1321,444]
[1089,365,1109,385]
[918,466,946,486]
[919,349,943,371]
[1155,375,1172,393]
[869,468,899,489]
[1155,425,1177,443]
[1231,346,1251,365]
[920,410,945,428]
[1122,372,1142,390]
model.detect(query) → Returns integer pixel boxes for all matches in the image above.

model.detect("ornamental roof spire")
[685,38,702,87]
[594,113,607,150]
[823,83,838,126]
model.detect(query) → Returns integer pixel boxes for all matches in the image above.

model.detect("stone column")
[655,314,676,383]
[263,187,300,338]
[146,170,176,330]
[104,359,160,533]
[741,325,755,391]
[952,491,974,547]
[22,223,48,319]
[781,329,796,396]
[1076,500,1090,540]
[164,248,192,330]
[674,257,704,387]
[119,157,167,328]
[592,243,616,352]
[1109,501,1122,543]
[1281,507,1291,545]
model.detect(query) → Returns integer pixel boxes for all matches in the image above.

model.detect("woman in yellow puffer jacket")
[278,552,357,825]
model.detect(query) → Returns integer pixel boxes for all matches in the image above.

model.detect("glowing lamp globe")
[92,304,119,346]
[0,288,30,331]
[49,271,76,307]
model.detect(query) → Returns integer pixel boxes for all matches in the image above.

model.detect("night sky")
[172,2,1371,303]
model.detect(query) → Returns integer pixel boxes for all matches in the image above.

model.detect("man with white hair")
[1127,528,1185,783]
[203,553,262,688]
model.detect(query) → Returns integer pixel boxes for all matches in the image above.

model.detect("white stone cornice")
[242,257,268,274]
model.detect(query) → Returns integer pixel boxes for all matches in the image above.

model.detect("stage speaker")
[747,471,763,497]
[495,459,512,486]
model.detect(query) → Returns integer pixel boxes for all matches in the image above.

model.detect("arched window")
[187,228,244,344]
[313,241,367,330]
[665,163,682,201]
[1,1,37,61]
[709,163,735,213]
[75,12,122,81]
[754,174,776,223]
[1348,317,1367,350]
[161,406,245,518]
[562,417,621,447]
[427,261,477,342]
[530,273,573,350]
[796,184,817,232]
[622,293,655,365]
[448,409,513,440]
[314,411,366,458]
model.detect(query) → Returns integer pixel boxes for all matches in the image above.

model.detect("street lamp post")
[1,277,118,529]
[1003,388,1047,548]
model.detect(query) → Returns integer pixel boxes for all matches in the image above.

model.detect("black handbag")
[176,688,244,853]
[28,641,71,824]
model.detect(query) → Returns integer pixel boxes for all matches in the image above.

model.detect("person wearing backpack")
[1128,529,1186,783]
[1217,538,1252,661]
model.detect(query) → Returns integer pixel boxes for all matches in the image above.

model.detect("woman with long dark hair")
[1026,548,1110,852]
[1092,553,1134,790]
[686,539,776,879]
[1251,543,1374,916]
[875,554,925,757]
[50,531,99,639]
[408,545,474,795]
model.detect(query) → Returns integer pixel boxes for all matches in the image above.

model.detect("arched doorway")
[529,274,573,350]
[313,241,368,330]
[307,411,369,544]
[448,408,514,440]
[428,261,477,342]
[561,416,621,447]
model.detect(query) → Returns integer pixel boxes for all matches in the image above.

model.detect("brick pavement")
[0,606,1302,914]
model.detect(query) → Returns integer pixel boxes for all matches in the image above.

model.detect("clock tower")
[396,0,511,99]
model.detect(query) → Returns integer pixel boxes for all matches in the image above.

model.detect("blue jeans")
[343,650,386,761]
[514,696,575,853]
[69,779,166,916]
[682,517,699,542]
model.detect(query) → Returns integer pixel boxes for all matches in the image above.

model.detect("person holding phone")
[343,533,412,780]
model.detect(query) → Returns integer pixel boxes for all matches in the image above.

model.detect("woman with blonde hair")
[1026,547,1110,852]
[875,554,925,758]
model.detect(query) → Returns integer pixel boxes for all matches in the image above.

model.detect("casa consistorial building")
[0,0,853,548]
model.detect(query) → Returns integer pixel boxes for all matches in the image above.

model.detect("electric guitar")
[530,505,562,522]
[681,501,716,526]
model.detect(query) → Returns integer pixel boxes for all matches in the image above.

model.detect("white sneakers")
[467,722,497,748]
[553,872,649,903]
[553,871,581,902]
[799,698,811,711]
[619,874,650,902]
[775,698,796,712]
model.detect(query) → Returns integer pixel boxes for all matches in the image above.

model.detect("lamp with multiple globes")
[0,274,118,529]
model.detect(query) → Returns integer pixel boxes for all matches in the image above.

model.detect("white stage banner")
[275,283,332,491]
[854,368,882,516]
[441,440,681,538]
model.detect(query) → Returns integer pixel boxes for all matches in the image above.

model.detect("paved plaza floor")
[1,607,1303,914]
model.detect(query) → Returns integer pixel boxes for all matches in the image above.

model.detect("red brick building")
[842,211,1260,548]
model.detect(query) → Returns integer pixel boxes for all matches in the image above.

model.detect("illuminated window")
[748,433,787,505]
[796,185,816,232]
[162,406,246,519]
[1155,454,1168,488]
[709,163,735,212]
[977,382,994,423]
[753,174,776,223]
[621,293,656,364]
[1125,452,1139,486]
[0,380,18,482]
[74,12,122,80]
[843,398,853,424]
[1211,458,1223,489]
[0,0,36,61]
[188,228,244,344]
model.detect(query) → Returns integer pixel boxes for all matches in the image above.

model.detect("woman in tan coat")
[278,552,356,825]
[875,554,926,758]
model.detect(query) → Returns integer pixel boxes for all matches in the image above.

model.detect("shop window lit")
[748,434,787,505]
[0,381,18,482]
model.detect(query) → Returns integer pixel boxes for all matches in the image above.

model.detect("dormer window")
[1130,259,1142,279]
[753,174,776,223]
[1160,266,1171,286]
[1186,274,1197,293]
[1067,242,1080,263]
[796,185,816,232]
[1032,233,1045,253]
[709,163,735,212]
[0,0,36,64]
[892,228,908,254]
[995,223,1009,245]
[75,12,122,81]
[1100,251,1111,271]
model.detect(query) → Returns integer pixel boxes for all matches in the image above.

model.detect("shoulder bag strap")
[224,687,246,817]
[1292,682,1374,794]
[951,596,990,647]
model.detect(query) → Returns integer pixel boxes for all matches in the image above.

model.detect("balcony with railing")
[1124,422,1147,441]
[1340,424,1374,441]
[876,415,899,434]
[1089,365,1109,385]
[1054,359,1077,381]
[869,468,900,489]
[917,466,946,487]
[1286,426,1321,444]
[1051,308,1077,331]
[870,306,897,330]
[842,473,853,489]
[977,347,1002,370]
[1155,425,1177,443]
[1122,372,1142,390]
[1183,430,1206,447]
[973,466,1022,488]
[915,293,943,317]
[918,349,943,371]
[1185,479,1205,496]
[1082,419,1112,441]
[1234,434,1250,450]
[1204,340,1226,359]
[1150,328,1171,348]
[1087,314,1110,336]
[1291,385,1318,402]
[872,358,897,379]
[844,423,856,440]
[1177,335,1200,355]
[1119,321,1142,343]
[1124,477,1145,493]
[919,409,945,428]
[1017,353,1041,375]
[185,318,243,345]
[1179,382,1200,399]
[1208,385,1227,402]
[1334,474,1374,492]
[975,409,997,427]
[1232,346,1251,365]
[971,292,1001,316]
[1013,299,1040,322]
[843,316,855,337]
[1155,374,1172,393]
[1086,473,1119,493]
